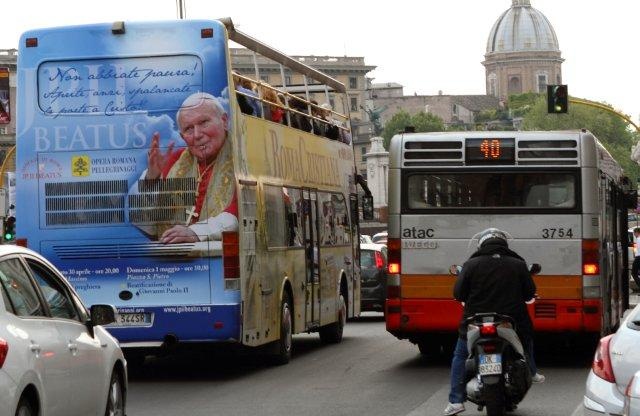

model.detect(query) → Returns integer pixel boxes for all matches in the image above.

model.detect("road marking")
[404,384,451,416]
[570,401,583,416]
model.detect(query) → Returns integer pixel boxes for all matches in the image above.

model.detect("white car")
[372,231,388,245]
[623,370,640,415]
[583,303,640,415]
[360,234,373,244]
[0,245,126,416]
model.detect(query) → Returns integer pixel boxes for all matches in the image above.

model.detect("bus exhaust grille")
[44,180,128,226]
[534,303,557,318]
[128,178,196,225]
[52,242,198,259]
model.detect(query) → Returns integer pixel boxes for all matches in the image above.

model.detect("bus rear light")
[0,338,7,368]
[25,37,38,48]
[583,264,599,275]
[201,28,214,38]
[582,239,600,275]
[222,231,240,280]
[387,238,401,274]
[592,334,615,383]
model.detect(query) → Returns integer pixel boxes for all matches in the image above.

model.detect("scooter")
[450,263,540,416]
[464,312,531,416]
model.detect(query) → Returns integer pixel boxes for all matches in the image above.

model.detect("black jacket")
[454,241,536,340]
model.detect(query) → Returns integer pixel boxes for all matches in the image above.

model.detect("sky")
[2,0,640,124]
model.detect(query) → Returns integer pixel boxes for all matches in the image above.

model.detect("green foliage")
[382,111,445,149]
[522,96,640,181]
[508,92,542,110]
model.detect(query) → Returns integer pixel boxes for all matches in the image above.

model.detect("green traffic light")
[4,232,13,240]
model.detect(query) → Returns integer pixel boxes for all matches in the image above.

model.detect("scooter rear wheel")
[483,383,506,416]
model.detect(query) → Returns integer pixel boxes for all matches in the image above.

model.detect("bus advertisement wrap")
[17,21,240,341]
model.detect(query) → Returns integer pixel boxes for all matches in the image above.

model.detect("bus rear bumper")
[385,298,602,338]
[107,303,241,344]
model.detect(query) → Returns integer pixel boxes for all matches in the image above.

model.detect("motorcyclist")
[443,228,545,416]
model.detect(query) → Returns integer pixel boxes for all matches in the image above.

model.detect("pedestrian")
[631,227,640,291]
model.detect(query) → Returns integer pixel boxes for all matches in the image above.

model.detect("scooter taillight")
[480,323,497,336]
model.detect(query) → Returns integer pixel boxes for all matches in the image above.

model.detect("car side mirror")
[362,195,374,221]
[529,263,542,275]
[90,304,117,326]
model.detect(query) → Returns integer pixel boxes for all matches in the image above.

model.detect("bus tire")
[270,290,293,365]
[319,292,346,344]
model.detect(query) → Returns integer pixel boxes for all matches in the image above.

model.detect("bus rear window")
[37,55,204,116]
[406,172,577,209]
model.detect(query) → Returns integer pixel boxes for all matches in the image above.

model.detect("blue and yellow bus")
[17,18,367,363]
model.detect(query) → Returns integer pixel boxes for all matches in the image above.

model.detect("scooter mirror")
[449,265,462,275]
[529,263,542,275]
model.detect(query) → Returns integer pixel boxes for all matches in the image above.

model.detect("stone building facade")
[0,49,17,167]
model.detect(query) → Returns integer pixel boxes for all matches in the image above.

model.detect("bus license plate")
[111,313,152,327]
[478,353,502,375]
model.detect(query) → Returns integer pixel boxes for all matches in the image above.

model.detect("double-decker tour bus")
[16,18,371,364]
[385,130,634,355]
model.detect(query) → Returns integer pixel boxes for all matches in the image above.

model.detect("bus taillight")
[222,232,240,285]
[387,238,401,275]
[582,239,600,275]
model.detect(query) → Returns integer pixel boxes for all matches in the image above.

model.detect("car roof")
[360,243,386,251]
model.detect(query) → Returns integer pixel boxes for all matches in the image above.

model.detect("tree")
[381,110,445,149]
[522,96,640,181]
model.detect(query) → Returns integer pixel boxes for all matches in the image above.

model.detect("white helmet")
[476,227,510,248]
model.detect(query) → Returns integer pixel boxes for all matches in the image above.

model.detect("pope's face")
[179,103,228,163]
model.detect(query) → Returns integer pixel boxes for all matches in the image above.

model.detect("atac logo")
[71,155,91,177]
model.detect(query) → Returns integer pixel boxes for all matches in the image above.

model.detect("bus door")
[303,189,321,328]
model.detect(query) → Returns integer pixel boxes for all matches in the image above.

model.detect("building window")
[452,104,458,115]
[508,76,521,94]
[349,77,358,89]
[361,146,367,161]
[350,97,358,112]
[537,74,548,93]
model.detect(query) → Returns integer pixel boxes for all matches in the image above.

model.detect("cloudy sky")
[2,0,639,124]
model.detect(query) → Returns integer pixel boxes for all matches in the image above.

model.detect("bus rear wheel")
[319,293,346,343]
[270,291,293,365]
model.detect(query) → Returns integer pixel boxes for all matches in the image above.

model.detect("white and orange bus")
[384,130,634,354]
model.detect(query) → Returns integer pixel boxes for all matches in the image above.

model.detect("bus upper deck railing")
[220,17,351,143]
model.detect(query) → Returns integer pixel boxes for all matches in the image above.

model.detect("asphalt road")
[127,312,598,416]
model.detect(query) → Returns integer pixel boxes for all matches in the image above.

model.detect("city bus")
[385,130,635,355]
[16,18,370,364]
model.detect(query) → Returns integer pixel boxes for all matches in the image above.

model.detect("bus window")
[406,171,578,210]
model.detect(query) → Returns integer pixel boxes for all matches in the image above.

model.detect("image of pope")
[141,92,238,244]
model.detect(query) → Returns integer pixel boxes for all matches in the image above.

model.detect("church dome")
[486,0,559,54]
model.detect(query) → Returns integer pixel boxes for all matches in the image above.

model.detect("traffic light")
[3,216,15,242]
[547,84,568,114]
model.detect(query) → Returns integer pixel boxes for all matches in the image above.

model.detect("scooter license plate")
[478,353,502,375]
